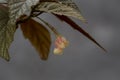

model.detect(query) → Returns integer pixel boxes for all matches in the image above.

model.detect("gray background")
[0,0,120,80]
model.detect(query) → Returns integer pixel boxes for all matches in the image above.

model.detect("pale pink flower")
[53,48,63,55]
[53,36,69,55]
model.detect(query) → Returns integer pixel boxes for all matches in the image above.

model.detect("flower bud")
[53,36,69,55]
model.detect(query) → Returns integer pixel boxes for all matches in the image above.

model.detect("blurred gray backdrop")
[0,0,120,80]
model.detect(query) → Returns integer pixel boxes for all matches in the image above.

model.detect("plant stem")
[36,17,60,37]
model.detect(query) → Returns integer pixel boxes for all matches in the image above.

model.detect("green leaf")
[8,0,39,22]
[20,18,51,60]
[58,0,81,12]
[0,0,7,3]
[0,5,16,61]
[35,2,87,23]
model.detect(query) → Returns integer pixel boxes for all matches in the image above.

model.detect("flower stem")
[36,17,60,37]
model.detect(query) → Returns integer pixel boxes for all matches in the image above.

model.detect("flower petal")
[53,48,63,55]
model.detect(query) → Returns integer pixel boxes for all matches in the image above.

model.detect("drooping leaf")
[8,0,39,22]
[55,15,107,52]
[35,2,87,23]
[20,18,51,60]
[0,5,16,61]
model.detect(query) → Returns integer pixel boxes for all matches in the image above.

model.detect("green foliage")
[0,0,106,61]
[0,5,16,61]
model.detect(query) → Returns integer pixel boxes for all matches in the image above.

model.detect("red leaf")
[55,15,106,52]
[20,18,51,60]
